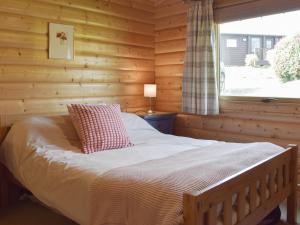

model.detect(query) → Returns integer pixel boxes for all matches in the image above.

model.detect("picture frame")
[49,23,74,60]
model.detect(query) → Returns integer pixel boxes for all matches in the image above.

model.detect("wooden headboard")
[0,127,9,145]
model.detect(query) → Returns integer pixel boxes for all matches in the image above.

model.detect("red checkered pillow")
[67,103,107,139]
[68,104,133,154]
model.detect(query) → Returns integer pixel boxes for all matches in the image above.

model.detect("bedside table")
[137,112,177,134]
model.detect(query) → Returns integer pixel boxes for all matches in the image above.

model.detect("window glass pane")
[266,39,273,49]
[219,10,300,98]
[251,37,261,53]
[227,39,237,48]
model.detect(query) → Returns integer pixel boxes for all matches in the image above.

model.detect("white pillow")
[121,113,157,132]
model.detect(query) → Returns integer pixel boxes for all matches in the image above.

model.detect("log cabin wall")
[154,0,300,194]
[155,0,186,112]
[0,0,155,141]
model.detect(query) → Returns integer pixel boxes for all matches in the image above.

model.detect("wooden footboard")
[183,144,298,225]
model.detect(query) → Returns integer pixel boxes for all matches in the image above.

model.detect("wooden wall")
[155,0,300,194]
[0,0,155,140]
[155,0,186,112]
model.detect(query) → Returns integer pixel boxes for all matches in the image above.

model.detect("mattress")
[0,113,284,225]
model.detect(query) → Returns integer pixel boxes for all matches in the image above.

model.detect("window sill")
[220,96,300,104]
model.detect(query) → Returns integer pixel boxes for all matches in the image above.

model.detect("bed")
[0,113,297,225]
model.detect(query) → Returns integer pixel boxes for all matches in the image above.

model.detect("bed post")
[0,163,26,209]
[287,144,298,225]
[0,163,9,209]
[184,192,203,225]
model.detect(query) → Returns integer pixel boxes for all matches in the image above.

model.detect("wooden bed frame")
[184,144,298,225]
[0,145,298,225]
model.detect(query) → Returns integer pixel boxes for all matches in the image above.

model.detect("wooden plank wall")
[155,0,186,112]
[0,0,156,141]
[155,0,300,194]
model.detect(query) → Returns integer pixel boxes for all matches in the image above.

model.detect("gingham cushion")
[68,104,134,154]
[67,103,107,139]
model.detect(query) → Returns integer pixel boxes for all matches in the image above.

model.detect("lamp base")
[147,109,154,114]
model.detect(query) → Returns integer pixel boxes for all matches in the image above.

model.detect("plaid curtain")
[182,0,219,115]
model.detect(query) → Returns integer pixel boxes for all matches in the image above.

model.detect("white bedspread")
[0,113,284,225]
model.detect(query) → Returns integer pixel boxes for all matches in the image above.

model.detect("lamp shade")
[144,84,156,97]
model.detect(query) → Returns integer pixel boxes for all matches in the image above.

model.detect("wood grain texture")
[0,0,154,35]
[154,0,185,113]
[0,0,155,141]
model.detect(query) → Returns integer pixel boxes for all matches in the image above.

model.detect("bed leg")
[183,193,202,225]
[0,164,9,209]
[287,194,297,225]
[287,145,298,225]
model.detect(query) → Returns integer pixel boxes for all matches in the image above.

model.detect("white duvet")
[0,113,284,225]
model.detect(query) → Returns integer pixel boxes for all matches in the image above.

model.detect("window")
[264,39,274,60]
[250,37,262,59]
[265,39,273,50]
[226,39,237,48]
[219,9,300,98]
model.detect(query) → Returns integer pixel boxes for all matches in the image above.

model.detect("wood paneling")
[154,0,300,196]
[155,0,186,112]
[0,0,155,141]
[0,0,154,35]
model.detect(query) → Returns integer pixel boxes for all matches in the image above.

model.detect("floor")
[0,200,298,225]
[0,200,76,225]
[279,201,300,225]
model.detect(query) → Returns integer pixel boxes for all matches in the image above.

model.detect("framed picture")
[49,23,74,60]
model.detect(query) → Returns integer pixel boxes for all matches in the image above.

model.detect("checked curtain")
[182,0,219,115]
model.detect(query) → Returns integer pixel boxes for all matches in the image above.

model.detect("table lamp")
[144,84,156,114]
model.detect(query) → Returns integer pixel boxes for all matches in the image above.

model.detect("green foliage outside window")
[273,34,300,82]
[245,54,259,67]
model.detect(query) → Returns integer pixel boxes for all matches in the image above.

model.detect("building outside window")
[219,10,300,98]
